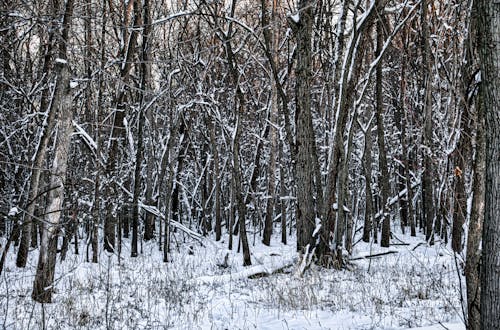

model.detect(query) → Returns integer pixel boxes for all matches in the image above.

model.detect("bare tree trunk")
[362,120,374,243]
[376,19,391,248]
[103,0,139,253]
[131,0,149,257]
[465,85,484,330]
[289,0,317,254]
[476,0,500,328]
[421,0,435,245]
[394,61,409,234]
[16,6,57,267]
[209,118,222,241]
[279,139,287,245]
[319,0,349,259]
[32,0,75,303]
[262,0,279,246]
[224,0,251,266]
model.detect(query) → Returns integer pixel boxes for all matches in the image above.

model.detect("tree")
[32,0,75,303]
[421,0,435,245]
[476,0,500,328]
[376,17,391,248]
[289,0,317,254]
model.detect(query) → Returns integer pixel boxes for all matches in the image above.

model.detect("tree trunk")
[376,19,391,248]
[421,0,434,245]
[224,0,251,266]
[32,0,75,303]
[289,0,317,254]
[362,120,374,243]
[465,83,484,330]
[103,0,139,253]
[262,0,279,247]
[209,118,222,241]
[16,12,57,268]
[476,0,500,328]
[279,140,287,245]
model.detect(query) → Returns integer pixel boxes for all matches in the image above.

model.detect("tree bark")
[103,0,139,252]
[289,0,317,254]
[421,0,435,245]
[362,120,374,243]
[465,83,484,330]
[476,0,500,328]
[376,19,391,248]
[16,6,58,268]
[262,0,278,247]
[32,0,75,303]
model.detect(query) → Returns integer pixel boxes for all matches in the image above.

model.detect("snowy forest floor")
[1,228,466,329]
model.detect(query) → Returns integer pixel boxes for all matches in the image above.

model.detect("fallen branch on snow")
[349,250,398,261]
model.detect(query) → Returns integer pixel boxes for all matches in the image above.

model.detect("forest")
[0,0,498,329]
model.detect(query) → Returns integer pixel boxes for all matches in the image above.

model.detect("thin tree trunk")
[376,19,391,248]
[131,0,148,257]
[262,0,278,246]
[362,120,374,243]
[421,0,434,245]
[465,85,484,330]
[279,139,287,245]
[16,15,57,268]
[103,0,139,252]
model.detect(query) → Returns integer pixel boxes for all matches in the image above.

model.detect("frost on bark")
[476,0,500,328]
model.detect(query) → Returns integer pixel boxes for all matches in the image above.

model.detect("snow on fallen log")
[190,259,294,285]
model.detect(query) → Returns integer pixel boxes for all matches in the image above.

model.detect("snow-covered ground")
[1,230,466,329]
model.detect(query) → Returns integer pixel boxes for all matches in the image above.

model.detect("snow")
[55,58,67,64]
[290,13,300,24]
[1,231,466,329]
[8,206,19,216]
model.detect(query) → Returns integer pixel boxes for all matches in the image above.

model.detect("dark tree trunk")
[466,86,484,330]
[375,19,391,248]
[362,120,374,243]
[289,0,317,254]
[421,0,435,245]
[476,0,500,328]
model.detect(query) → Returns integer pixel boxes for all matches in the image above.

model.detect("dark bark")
[289,0,317,254]
[421,0,435,245]
[362,120,374,243]
[465,85,484,330]
[476,0,500,328]
[376,19,391,248]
